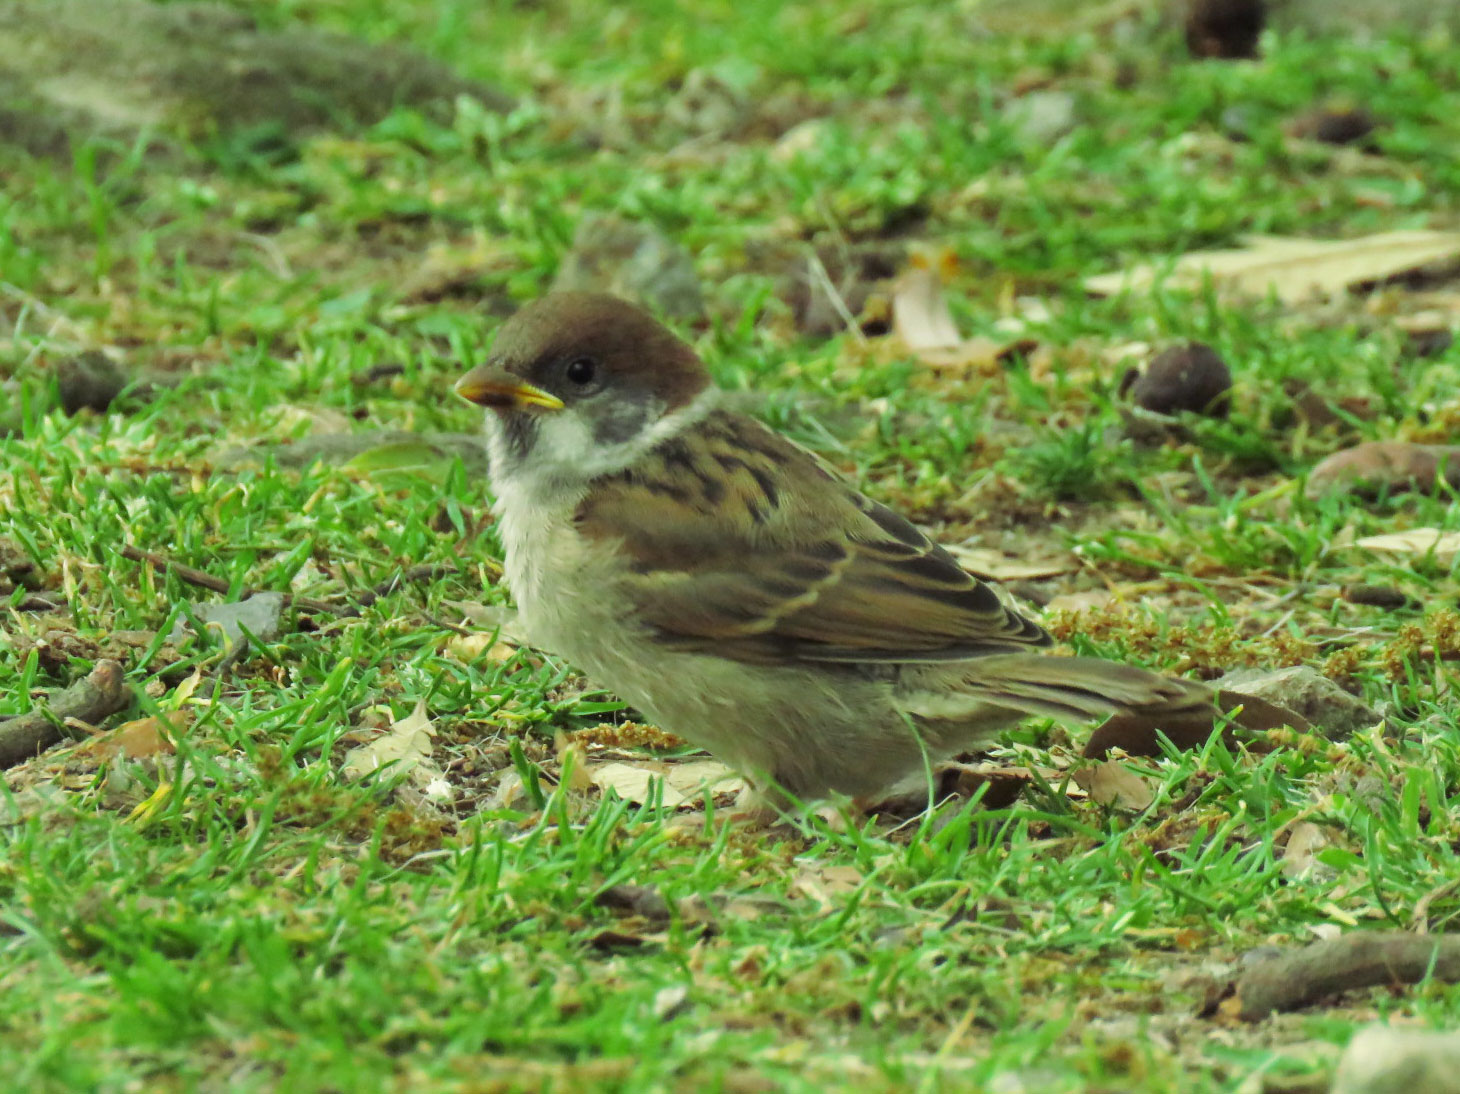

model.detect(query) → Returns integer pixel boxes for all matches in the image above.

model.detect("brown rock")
[1127,342,1232,417]
[780,243,901,339]
[1289,106,1378,147]
[1402,329,1453,360]
[1282,377,1377,433]
[1186,0,1266,59]
[552,214,703,321]
[1343,584,1419,611]
[55,351,128,415]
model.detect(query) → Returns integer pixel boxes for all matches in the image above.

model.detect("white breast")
[483,420,631,666]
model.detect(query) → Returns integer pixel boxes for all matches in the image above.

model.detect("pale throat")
[481,385,720,507]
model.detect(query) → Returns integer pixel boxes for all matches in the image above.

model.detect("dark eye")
[564,357,598,386]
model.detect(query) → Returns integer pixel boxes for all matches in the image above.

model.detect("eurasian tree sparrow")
[457,293,1212,805]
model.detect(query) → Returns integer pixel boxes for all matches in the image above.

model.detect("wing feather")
[574,411,1051,665]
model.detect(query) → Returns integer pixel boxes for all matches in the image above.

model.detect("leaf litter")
[1085,229,1460,304]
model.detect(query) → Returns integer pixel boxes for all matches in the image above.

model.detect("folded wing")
[573,412,1051,665]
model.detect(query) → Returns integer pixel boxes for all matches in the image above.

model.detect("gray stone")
[1270,0,1460,36]
[1212,665,1379,739]
[0,0,512,157]
[1332,1025,1460,1094]
[552,214,704,321]
[1004,90,1080,147]
[172,592,285,647]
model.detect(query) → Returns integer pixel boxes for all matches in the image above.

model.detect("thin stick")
[350,564,460,612]
[121,544,341,616]
[0,660,130,769]
[120,547,458,619]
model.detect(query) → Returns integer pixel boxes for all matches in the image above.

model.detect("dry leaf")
[1084,688,1311,759]
[445,631,519,664]
[1281,821,1331,880]
[1074,760,1155,810]
[171,668,204,708]
[1353,529,1460,565]
[944,544,1077,581]
[484,769,528,811]
[892,266,962,351]
[1044,589,1114,614]
[81,710,189,761]
[342,699,439,782]
[1306,442,1460,500]
[588,758,744,808]
[790,861,864,909]
[889,258,1036,371]
[555,736,596,793]
[1085,230,1460,304]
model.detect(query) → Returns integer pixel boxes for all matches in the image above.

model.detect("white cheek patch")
[533,411,602,473]
[482,385,722,503]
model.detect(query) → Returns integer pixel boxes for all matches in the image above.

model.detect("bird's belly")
[497,508,627,662]
[492,500,986,799]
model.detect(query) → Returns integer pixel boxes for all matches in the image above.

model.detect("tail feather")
[944,653,1212,725]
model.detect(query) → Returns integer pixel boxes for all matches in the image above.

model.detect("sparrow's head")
[456,293,712,482]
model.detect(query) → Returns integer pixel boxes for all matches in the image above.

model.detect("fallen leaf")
[342,699,439,782]
[445,631,519,664]
[126,780,173,826]
[944,544,1078,581]
[1306,442,1460,499]
[892,265,961,351]
[1353,529,1460,566]
[80,710,190,761]
[1043,589,1114,614]
[889,257,1036,370]
[484,769,528,811]
[1085,230,1460,304]
[1084,688,1311,759]
[1074,760,1155,810]
[170,668,204,710]
[555,736,596,793]
[1282,821,1331,880]
[790,861,864,909]
[588,758,744,808]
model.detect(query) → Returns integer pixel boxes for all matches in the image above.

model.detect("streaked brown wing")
[574,412,1050,665]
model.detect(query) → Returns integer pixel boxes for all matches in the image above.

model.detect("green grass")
[4,1,1460,1090]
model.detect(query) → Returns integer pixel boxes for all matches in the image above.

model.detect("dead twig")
[348,564,460,613]
[125,546,458,616]
[122,546,458,623]
[122,544,245,598]
[0,660,131,769]
[1235,931,1460,1020]
[10,593,66,612]
[122,543,339,614]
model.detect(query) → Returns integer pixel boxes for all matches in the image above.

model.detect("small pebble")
[1291,106,1378,147]
[1128,342,1232,417]
[1343,584,1417,611]
[1185,0,1266,60]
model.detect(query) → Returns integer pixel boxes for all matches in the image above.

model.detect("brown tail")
[955,654,1213,724]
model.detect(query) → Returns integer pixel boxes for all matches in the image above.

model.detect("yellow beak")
[454,366,565,411]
